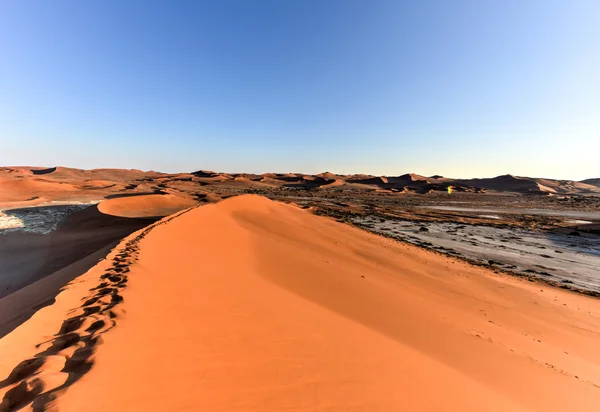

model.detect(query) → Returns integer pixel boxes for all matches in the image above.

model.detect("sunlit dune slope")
[0,178,78,202]
[51,194,600,411]
[97,193,197,218]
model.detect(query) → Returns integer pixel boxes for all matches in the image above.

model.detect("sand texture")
[1,195,600,411]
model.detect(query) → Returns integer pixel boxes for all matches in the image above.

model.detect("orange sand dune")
[0,179,78,202]
[320,178,346,188]
[97,193,197,218]
[1,195,600,411]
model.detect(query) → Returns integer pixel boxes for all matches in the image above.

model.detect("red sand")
[2,195,600,411]
[97,194,197,218]
[3,166,600,200]
[0,179,78,202]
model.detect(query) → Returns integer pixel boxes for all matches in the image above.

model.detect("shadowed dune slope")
[0,205,156,339]
[581,178,600,188]
[52,195,600,411]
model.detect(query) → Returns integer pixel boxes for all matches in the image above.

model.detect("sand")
[0,246,113,339]
[3,166,600,200]
[97,193,197,218]
[1,195,600,411]
[0,179,78,203]
[0,205,156,342]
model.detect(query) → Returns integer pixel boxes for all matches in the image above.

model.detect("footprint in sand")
[0,207,195,411]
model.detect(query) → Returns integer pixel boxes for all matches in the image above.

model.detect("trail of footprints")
[0,211,186,412]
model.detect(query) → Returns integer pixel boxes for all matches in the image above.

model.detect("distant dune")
[2,195,599,411]
[456,174,543,193]
[98,193,197,218]
[457,175,600,195]
[1,166,599,203]
[582,178,600,188]
[0,178,79,202]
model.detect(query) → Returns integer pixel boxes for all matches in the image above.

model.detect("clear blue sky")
[1,1,598,179]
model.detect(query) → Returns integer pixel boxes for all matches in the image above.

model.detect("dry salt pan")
[0,212,25,230]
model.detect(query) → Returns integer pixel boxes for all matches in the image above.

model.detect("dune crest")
[2,166,599,203]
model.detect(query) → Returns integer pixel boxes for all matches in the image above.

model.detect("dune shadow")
[31,167,57,175]
[0,207,194,411]
[104,191,164,199]
[0,205,158,339]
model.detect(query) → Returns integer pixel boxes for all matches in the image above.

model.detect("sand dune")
[97,193,197,218]
[534,178,600,194]
[582,178,600,188]
[2,195,599,411]
[456,174,600,194]
[2,167,599,201]
[0,179,78,202]
[319,178,345,188]
[0,204,156,339]
[0,245,113,339]
[316,171,339,180]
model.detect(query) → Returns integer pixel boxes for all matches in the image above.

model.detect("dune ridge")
[97,193,197,218]
[1,195,600,411]
[0,207,193,411]
[2,166,599,204]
